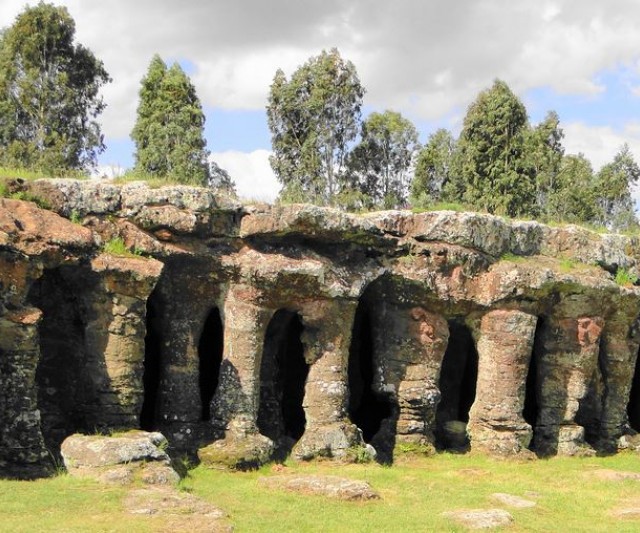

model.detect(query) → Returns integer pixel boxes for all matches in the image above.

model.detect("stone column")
[211,283,271,435]
[599,314,640,450]
[201,283,274,469]
[83,255,162,431]
[0,309,48,478]
[467,310,538,455]
[374,305,449,450]
[292,299,359,460]
[534,316,603,456]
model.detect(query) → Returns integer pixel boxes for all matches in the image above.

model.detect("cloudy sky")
[3,1,640,201]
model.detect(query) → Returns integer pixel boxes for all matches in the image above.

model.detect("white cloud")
[562,121,640,208]
[211,150,280,202]
[562,121,640,170]
[4,0,640,138]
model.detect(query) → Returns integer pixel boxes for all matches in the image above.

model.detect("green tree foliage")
[525,111,565,217]
[593,144,639,230]
[267,48,364,205]
[457,79,535,216]
[346,110,419,209]
[131,55,210,186]
[411,128,458,206]
[0,2,110,172]
[547,153,598,223]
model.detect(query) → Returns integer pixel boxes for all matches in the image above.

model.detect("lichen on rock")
[3,179,640,478]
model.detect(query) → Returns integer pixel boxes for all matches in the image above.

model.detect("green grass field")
[2,452,640,532]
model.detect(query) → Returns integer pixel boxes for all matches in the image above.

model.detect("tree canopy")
[131,55,211,186]
[267,48,364,205]
[346,110,420,209]
[456,79,534,217]
[0,2,110,172]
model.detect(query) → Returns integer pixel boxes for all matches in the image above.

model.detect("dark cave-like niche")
[28,267,89,453]
[140,289,163,431]
[347,301,392,444]
[435,320,478,450]
[257,309,309,456]
[627,349,640,432]
[523,317,543,446]
[197,307,224,421]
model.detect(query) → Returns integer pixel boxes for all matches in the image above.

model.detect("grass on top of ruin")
[2,451,640,532]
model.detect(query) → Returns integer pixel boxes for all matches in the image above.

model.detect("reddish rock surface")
[3,180,640,477]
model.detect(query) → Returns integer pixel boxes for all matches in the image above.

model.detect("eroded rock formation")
[2,178,640,477]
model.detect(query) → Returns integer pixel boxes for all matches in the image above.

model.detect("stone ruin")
[3,178,640,478]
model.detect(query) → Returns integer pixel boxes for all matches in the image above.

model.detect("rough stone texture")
[124,486,232,532]
[468,310,538,455]
[592,469,640,481]
[125,486,225,517]
[534,315,604,456]
[259,474,379,500]
[491,493,537,508]
[4,179,640,478]
[442,509,514,529]
[61,431,179,485]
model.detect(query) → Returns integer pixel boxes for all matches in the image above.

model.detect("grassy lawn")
[2,452,640,531]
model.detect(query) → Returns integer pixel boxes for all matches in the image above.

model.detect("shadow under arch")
[198,307,224,422]
[257,309,309,458]
[140,288,164,431]
[347,296,393,446]
[435,319,478,451]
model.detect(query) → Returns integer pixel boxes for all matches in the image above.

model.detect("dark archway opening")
[257,310,309,456]
[140,289,163,431]
[198,307,224,421]
[348,302,392,443]
[627,349,640,432]
[523,318,543,443]
[28,267,88,454]
[435,321,478,450]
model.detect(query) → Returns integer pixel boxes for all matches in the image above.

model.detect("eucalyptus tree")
[347,110,420,209]
[131,55,210,186]
[267,48,364,205]
[0,2,110,172]
[457,79,534,216]
[411,128,458,206]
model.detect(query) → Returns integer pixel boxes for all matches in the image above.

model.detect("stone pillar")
[0,309,48,478]
[83,255,162,431]
[211,283,271,436]
[292,299,360,460]
[200,283,274,470]
[534,316,603,456]
[467,310,538,455]
[599,315,640,450]
[374,305,449,450]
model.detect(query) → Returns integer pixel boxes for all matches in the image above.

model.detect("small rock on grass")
[259,474,379,501]
[491,493,537,508]
[592,469,640,481]
[442,509,514,530]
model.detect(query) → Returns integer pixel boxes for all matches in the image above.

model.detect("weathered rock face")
[61,430,179,485]
[3,179,640,477]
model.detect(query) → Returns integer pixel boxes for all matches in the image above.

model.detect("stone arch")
[347,297,392,444]
[435,320,478,450]
[257,309,309,455]
[140,288,164,431]
[197,307,224,421]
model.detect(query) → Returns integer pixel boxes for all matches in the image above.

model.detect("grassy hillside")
[2,452,640,532]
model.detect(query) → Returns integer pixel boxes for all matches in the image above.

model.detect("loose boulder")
[61,431,179,485]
